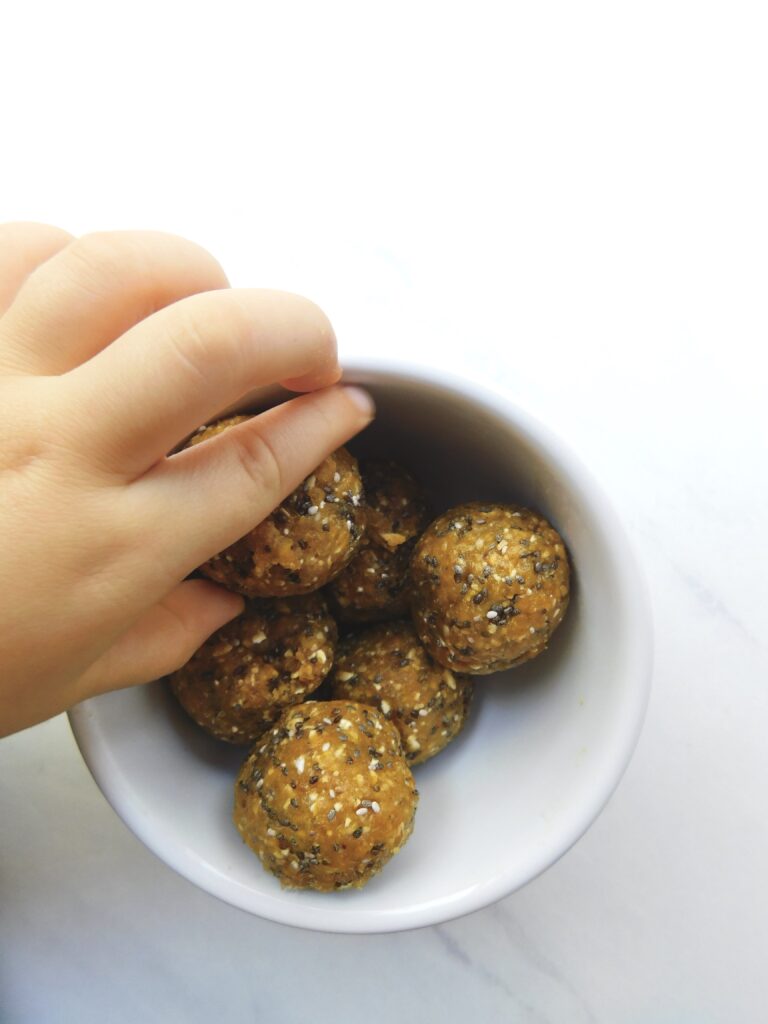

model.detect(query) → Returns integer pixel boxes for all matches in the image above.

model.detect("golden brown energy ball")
[411,502,570,675]
[186,418,366,597]
[329,621,472,765]
[185,414,252,444]
[328,460,430,623]
[233,700,418,891]
[168,595,337,744]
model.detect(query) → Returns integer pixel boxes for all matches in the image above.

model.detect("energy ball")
[411,502,570,675]
[329,621,472,765]
[168,595,337,743]
[328,460,430,623]
[185,413,251,444]
[233,700,418,891]
[186,418,365,597]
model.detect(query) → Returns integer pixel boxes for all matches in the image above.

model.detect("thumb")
[75,579,244,698]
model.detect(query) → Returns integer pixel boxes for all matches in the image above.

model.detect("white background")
[1,2,767,1021]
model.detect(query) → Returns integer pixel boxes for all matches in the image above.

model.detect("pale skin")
[0,223,374,737]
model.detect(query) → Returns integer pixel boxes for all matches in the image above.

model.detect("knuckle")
[307,391,342,435]
[0,380,84,475]
[59,233,134,302]
[66,231,228,303]
[160,296,248,396]
[228,425,284,500]
[67,230,124,270]
[162,303,215,387]
[168,291,252,383]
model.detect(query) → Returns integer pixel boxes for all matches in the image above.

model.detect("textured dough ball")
[186,418,365,597]
[186,414,252,443]
[328,460,430,623]
[168,595,337,743]
[328,620,473,765]
[233,700,418,890]
[410,502,570,675]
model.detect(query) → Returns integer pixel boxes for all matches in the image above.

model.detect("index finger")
[62,288,340,477]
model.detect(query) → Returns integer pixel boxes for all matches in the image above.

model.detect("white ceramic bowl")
[69,359,652,934]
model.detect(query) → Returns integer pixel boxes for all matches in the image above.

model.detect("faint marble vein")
[432,925,551,1023]
[672,563,760,646]
[631,515,762,649]
[490,905,598,1024]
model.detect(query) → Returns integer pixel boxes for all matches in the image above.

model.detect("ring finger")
[0,229,229,376]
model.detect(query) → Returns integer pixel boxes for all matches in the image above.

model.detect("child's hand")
[0,224,373,737]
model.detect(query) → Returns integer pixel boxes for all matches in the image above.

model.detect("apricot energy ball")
[168,595,337,743]
[410,502,570,674]
[186,417,365,597]
[329,621,473,765]
[234,701,418,890]
[328,460,430,623]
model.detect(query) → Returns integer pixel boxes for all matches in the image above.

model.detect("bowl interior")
[69,367,650,932]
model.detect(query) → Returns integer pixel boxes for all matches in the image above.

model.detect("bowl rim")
[68,357,653,934]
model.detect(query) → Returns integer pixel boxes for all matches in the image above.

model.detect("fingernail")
[343,385,375,419]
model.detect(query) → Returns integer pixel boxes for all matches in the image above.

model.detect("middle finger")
[0,230,229,376]
[63,287,340,477]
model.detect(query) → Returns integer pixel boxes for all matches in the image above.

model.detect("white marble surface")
[2,3,767,1020]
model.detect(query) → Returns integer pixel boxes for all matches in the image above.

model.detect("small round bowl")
[69,359,652,934]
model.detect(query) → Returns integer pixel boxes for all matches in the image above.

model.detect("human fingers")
[64,288,341,477]
[0,222,73,322]
[74,579,244,698]
[0,230,229,375]
[281,361,343,392]
[124,385,374,583]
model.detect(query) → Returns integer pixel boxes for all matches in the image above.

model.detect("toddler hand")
[0,224,373,736]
